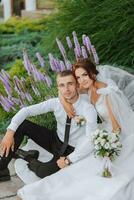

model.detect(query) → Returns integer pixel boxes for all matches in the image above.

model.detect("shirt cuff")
[7,122,18,132]
[68,152,79,163]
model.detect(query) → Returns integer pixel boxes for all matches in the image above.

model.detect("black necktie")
[59,116,71,156]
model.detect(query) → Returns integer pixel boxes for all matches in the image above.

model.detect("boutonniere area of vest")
[74,115,86,127]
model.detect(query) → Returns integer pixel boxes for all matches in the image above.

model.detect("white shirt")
[7,94,97,163]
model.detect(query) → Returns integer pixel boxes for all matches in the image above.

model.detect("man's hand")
[56,157,68,169]
[0,129,15,157]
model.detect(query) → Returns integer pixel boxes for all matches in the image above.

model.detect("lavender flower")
[82,34,87,46]
[74,48,78,61]
[72,31,81,57]
[36,52,45,68]
[29,75,41,96]
[44,75,52,88]
[30,64,41,82]
[65,60,72,70]
[0,95,15,112]
[21,77,33,102]
[0,73,12,96]
[85,36,92,54]
[23,50,32,75]
[13,76,25,105]
[53,58,62,72]
[59,60,66,71]
[91,45,99,65]
[1,69,10,83]
[81,46,88,59]
[49,53,57,71]
[31,86,41,96]
[66,36,73,49]
[56,38,67,61]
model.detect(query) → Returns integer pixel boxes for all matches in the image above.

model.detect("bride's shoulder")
[96,80,119,95]
[96,81,107,89]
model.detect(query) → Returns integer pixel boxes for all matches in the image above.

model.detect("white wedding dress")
[16,65,134,200]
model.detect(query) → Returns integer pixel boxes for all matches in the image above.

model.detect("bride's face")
[75,68,93,89]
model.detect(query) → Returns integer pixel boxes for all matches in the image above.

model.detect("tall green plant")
[39,0,134,70]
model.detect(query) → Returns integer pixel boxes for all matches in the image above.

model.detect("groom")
[0,70,97,181]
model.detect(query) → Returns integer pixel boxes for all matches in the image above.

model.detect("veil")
[97,65,134,110]
[96,65,134,136]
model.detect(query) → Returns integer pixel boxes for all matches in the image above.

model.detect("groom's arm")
[7,98,56,132]
[0,98,56,157]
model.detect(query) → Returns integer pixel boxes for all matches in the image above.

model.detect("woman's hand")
[112,127,121,134]
[0,130,15,157]
[59,94,75,118]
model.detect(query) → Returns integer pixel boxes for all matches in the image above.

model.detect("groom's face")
[57,75,78,101]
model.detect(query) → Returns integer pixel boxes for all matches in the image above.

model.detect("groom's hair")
[57,70,76,81]
[57,70,73,77]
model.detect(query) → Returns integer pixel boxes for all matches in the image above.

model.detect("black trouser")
[0,120,74,178]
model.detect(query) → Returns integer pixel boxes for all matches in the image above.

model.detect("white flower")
[111,143,117,148]
[81,120,86,126]
[94,140,99,145]
[110,134,118,142]
[100,139,106,146]
[74,115,86,127]
[95,145,100,150]
[116,141,121,147]
[104,143,110,149]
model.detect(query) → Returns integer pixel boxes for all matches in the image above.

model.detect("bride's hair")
[72,58,99,82]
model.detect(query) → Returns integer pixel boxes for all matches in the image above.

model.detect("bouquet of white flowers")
[92,129,122,177]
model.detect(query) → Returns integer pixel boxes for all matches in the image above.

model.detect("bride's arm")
[59,94,75,118]
[105,95,121,134]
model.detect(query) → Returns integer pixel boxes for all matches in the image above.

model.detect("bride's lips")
[81,82,89,88]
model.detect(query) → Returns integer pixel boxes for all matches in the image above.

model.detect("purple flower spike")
[56,38,67,61]
[4,81,12,96]
[82,34,87,46]
[91,45,99,65]
[32,85,40,96]
[81,46,88,59]
[59,60,66,71]
[72,31,81,57]
[74,48,78,61]
[54,58,62,72]
[1,69,10,83]
[49,53,57,71]
[44,75,52,88]
[23,50,32,75]
[25,92,33,102]
[0,74,12,96]
[65,60,72,70]
[0,95,15,112]
[66,36,73,49]
[30,64,41,82]
[85,36,92,54]
[36,52,45,68]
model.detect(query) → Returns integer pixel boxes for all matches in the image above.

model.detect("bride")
[17,58,134,200]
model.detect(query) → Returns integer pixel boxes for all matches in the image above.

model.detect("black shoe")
[0,168,10,182]
[14,149,39,162]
